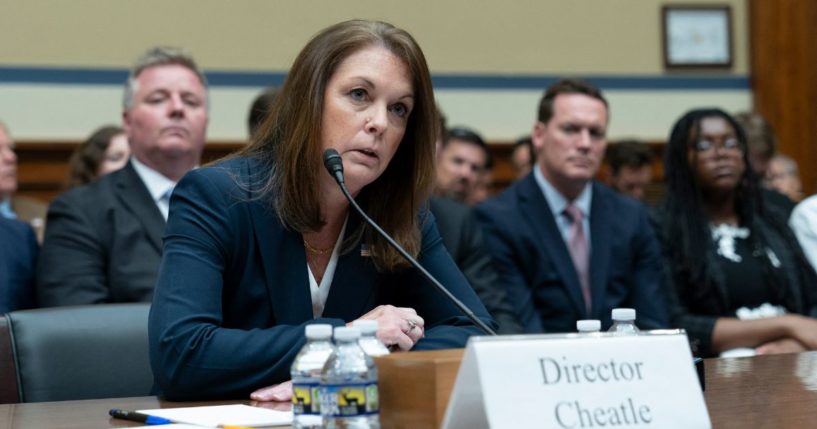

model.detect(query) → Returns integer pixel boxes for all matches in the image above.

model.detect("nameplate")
[442,330,710,429]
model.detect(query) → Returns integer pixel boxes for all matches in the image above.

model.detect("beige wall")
[0,0,750,140]
[0,0,748,73]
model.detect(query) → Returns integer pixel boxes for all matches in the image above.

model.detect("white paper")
[138,404,292,427]
[128,425,212,429]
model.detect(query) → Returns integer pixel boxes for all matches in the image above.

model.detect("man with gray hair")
[37,46,208,306]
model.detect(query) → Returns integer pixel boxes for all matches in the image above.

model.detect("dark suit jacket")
[429,197,522,334]
[0,218,37,312]
[37,161,165,306]
[475,174,668,333]
[149,157,494,400]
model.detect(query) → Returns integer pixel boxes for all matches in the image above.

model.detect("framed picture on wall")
[662,5,733,69]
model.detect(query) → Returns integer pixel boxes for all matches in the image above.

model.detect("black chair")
[0,303,153,403]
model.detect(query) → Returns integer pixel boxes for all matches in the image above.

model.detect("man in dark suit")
[429,197,522,334]
[0,217,37,312]
[476,79,668,333]
[36,47,208,306]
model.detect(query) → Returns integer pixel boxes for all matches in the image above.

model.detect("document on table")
[137,404,292,427]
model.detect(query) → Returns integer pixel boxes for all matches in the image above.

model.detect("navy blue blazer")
[0,218,37,313]
[149,157,494,400]
[475,174,668,333]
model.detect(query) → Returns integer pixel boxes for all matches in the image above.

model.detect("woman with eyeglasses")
[653,108,817,357]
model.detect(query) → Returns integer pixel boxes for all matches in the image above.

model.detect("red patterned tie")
[565,204,591,315]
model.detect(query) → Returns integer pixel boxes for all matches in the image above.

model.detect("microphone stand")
[324,149,496,336]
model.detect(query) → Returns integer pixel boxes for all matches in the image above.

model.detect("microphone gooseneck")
[321,149,496,336]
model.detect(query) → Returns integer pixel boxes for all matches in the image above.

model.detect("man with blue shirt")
[37,47,208,306]
[475,79,668,333]
[0,122,48,239]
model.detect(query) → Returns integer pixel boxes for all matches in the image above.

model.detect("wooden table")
[1,351,816,428]
[0,397,291,428]
[704,351,817,428]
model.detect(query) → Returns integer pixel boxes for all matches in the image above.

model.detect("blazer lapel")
[518,176,587,316]
[588,184,611,319]
[244,163,313,324]
[115,162,165,252]
[322,214,379,321]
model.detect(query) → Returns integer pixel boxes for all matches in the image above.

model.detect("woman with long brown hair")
[148,20,494,401]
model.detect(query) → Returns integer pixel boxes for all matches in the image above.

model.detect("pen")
[109,408,173,425]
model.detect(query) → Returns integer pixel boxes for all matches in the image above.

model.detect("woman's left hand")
[250,380,292,402]
[353,305,425,351]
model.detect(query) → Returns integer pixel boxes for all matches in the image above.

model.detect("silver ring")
[407,320,417,332]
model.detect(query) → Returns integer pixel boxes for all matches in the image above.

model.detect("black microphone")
[322,149,496,336]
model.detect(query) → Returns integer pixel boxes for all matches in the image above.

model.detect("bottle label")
[320,382,379,417]
[292,381,322,415]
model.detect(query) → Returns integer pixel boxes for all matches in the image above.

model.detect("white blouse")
[307,219,348,319]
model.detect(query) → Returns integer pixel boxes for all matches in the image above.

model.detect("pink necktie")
[564,204,591,315]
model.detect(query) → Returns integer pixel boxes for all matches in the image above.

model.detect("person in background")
[435,126,489,203]
[0,121,47,240]
[765,154,803,203]
[66,125,130,188]
[466,148,494,205]
[510,135,535,179]
[605,139,653,202]
[247,86,279,138]
[791,196,817,273]
[734,111,795,216]
[148,19,494,401]
[0,217,37,312]
[654,108,817,357]
[37,46,208,306]
[476,78,668,334]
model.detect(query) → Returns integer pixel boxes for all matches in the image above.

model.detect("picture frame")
[662,5,733,69]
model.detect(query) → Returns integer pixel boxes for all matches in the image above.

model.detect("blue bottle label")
[292,381,322,415]
[320,382,379,417]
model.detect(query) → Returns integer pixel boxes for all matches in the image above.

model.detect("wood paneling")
[14,141,246,203]
[750,0,817,195]
[15,140,668,205]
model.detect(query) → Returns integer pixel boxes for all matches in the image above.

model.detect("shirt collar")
[0,196,15,219]
[130,157,177,202]
[533,165,593,219]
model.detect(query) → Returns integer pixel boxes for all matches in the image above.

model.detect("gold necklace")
[303,239,333,255]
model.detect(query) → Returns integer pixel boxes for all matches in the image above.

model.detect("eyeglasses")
[693,138,743,155]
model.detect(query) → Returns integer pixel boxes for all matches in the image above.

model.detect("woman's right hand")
[782,314,817,350]
[351,305,424,351]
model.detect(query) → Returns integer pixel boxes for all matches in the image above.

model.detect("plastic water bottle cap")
[611,308,636,321]
[305,324,333,339]
[351,319,378,334]
[333,326,361,341]
[576,319,601,332]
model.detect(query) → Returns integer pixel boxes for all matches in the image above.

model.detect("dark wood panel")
[14,140,668,205]
[750,0,817,195]
[14,141,246,203]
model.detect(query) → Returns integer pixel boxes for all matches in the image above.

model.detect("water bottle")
[321,326,380,429]
[352,320,390,358]
[291,324,335,429]
[576,319,601,333]
[608,308,640,335]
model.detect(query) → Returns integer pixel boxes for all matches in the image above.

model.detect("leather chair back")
[1,303,153,403]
